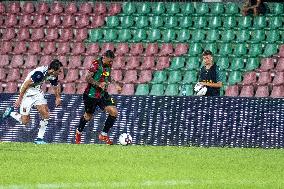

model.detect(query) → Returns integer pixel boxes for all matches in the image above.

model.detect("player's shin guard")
[77,116,88,133]
[37,119,48,139]
[102,115,116,134]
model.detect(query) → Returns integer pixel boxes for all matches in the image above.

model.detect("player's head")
[102,50,115,65]
[48,59,63,76]
[202,50,213,66]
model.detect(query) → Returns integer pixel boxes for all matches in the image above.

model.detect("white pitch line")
[0,179,282,189]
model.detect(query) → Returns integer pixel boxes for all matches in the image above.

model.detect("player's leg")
[98,95,117,145]
[75,94,96,144]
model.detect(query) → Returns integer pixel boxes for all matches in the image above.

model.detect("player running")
[75,50,121,145]
[1,59,63,144]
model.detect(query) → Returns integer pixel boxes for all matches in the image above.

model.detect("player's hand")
[98,82,108,90]
[55,97,62,107]
[14,97,23,108]
[199,82,206,86]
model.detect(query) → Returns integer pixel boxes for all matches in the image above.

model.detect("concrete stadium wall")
[0,94,283,148]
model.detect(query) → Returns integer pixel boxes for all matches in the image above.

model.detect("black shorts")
[83,93,116,114]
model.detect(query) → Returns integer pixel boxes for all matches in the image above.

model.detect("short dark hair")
[49,59,63,71]
[104,50,115,59]
[202,50,213,56]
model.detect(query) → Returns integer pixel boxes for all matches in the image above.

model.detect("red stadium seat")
[47,14,61,28]
[122,70,138,83]
[36,2,49,15]
[4,14,18,28]
[7,2,20,14]
[40,55,53,66]
[76,82,88,94]
[159,43,173,56]
[107,83,119,95]
[42,42,56,55]
[82,56,95,68]
[270,85,284,98]
[145,43,159,56]
[255,85,269,97]
[71,43,86,55]
[75,15,90,28]
[28,41,42,55]
[257,72,272,85]
[130,43,144,56]
[19,14,32,27]
[58,28,73,42]
[22,2,35,14]
[24,55,38,68]
[125,56,140,70]
[272,72,284,86]
[6,68,20,81]
[137,70,152,83]
[64,3,78,15]
[108,3,122,16]
[2,28,16,41]
[112,56,126,69]
[278,45,284,58]
[111,69,122,82]
[63,83,76,94]
[242,71,257,85]
[10,55,24,68]
[115,43,129,56]
[17,28,30,41]
[65,69,79,82]
[61,15,76,28]
[74,28,88,42]
[257,58,274,72]
[45,28,59,41]
[68,56,82,68]
[174,43,188,56]
[156,56,170,70]
[50,2,64,15]
[4,82,18,93]
[56,56,68,67]
[239,85,254,97]
[78,2,93,15]
[89,15,105,28]
[0,68,7,81]
[32,14,46,28]
[0,55,9,67]
[56,42,71,55]
[30,28,44,41]
[101,43,115,54]
[139,56,155,70]
[21,68,33,81]
[121,83,134,95]
[85,43,100,56]
[0,41,12,54]
[0,2,6,15]
[12,41,27,55]
[275,58,284,72]
[94,2,107,15]
[225,85,239,96]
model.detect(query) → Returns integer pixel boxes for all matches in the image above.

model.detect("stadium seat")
[7,2,20,14]
[231,58,245,71]
[78,2,93,15]
[89,15,105,28]
[239,85,254,97]
[272,72,284,85]
[71,43,86,56]
[45,28,59,42]
[235,30,250,43]
[135,16,149,28]
[56,56,68,68]
[122,70,138,83]
[188,43,202,56]
[136,2,150,15]
[82,56,94,68]
[270,85,284,98]
[220,30,235,43]
[125,56,140,70]
[249,30,265,43]
[56,42,71,55]
[195,3,209,15]
[4,14,18,28]
[151,71,167,83]
[258,58,274,72]
[205,30,219,42]
[24,55,38,69]
[228,71,242,85]
[6,68,20,81]
[13,41,27,55]
[268,16,283,29]
[40,55,53,66]
[106,16,119,28]
[89,29,103,42]
[65,69,79,82]
[147,29,161,42]
[190,29,205,42]
[139,57,155,70]
[132,29,147,42]
[108,3,122,16]
[204,43,218,54]
[164,84,179,96]
[217,57,230,70]
[47,14,61,28]
[275,58,284,72]
[103,29,117,42]
[30,28,44,41]
[152,2,166,15]
[263,44,278,57]
[68,56,82,68]
[107,83,119,95]
[117,29,132,42]
[218,43,233,56]
[237,16,252,29]
[233,43,247,57]
[222,16,237,28]
[19,14,32,28]
[181,84,194,96]
[28,41,42,55]
[122,2,136,15]
[4,82,18,93]
[129,43,143,56]
[75,15,90,28]
[247,44,262,57]
[225,85,239,96]
[0,41,12,54]
[61,14,75,28]
[111,69,123,82]
[62,83,76,94]
[0,2,5,15]
[32,14,46,28]
[193,17,207,28]
[166,3,180,15]
[115,43,129,56]
[150,16,164,28]
[208,16,222,29]
[266,30,280,43]
[269,3,283,15]
[164,16,178,28]
[178,16,192,28]
[112,56,125,69]
[242,71,257,86]
[176,29,190,42]
[252,16,267,29]
[149,84,164,96]
[64,2,78,15]
[245,58,260,71]
[0,68,6,81]
[257,72,272,85]
[17,28,30,41]
[182,70,198,84]
[180,3,194,15]
[145,43,159,56]
[135,84,150,95]
[156,56,170,70]
[168,57,185,70]
[10,55,24,68]
[2,28,16,41]
[278,45,284,58]
[174,43,188,56]
[161,29,176,42]
[0,55,9,67]
[120,16,134,28]
[137,70,152,83]
[184,57,200,70]
[167,70,182,83]
[74,28,88,42]
[210,3,224,15]
[224,2,240,15]
[42,42,56,55]
[94,2,107,15]
[50,2,64,15]
[101,43,115,54]
[159,43,173,56]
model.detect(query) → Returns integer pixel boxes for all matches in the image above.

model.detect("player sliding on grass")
[75,50,121,145]
[1,60,63,144]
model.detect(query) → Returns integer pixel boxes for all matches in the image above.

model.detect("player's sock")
[102,115,116,133]
[77,116,88,133]
[10,112,22,124]
[37,119,48,139]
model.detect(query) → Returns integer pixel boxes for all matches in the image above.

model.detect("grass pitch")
[0,143,284,189]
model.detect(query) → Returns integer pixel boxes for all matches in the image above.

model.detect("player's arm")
[109,77,122,93]
[50,78,61,107]
[14,79,33,107]
[86,71,107,90]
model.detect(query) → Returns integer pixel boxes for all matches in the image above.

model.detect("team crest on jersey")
[102,71,109,76]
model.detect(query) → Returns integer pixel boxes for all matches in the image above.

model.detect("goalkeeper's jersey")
[84,58,112,99]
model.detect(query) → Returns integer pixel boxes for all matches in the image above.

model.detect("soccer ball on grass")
[119,133,132,145]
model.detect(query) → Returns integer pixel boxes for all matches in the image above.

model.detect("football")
[119,133,132,145]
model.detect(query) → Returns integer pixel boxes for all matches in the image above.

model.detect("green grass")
[0,143,284,189]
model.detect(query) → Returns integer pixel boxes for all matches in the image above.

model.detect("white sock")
[10,112,22,124]
[37,119,48,139]
[101,132,107,136]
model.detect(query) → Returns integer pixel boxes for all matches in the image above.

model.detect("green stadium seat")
[208,16,222,28]
[222,16,237,28]
[252,16,267,29]
[268,16,283,29]
[245,58,260,71]
[164,16,178,28]
[150,84,164,96]
[188,43,203,56]
[247,43,262,57]
[238,16,252,28]
[224,3,240,15]
[151,71,167,83]
[168,57,186,70]
[180,3,195,15]
[136,2,151,15]
[193,17,207,28]
[178,16,193,28]
[176,29,190,42]
[233,43,247,57]
[89,29,103,42]
[122,2,136,15]
[161,29,176,42]
[104,29,117,42]
[228,71,242,85]
[164,84,179,96]
[263,43,278,57]
[117,29,132,42]
[190,29,205,42]
[120,16,134,28]
[180,84,194,96]
[235,29,250,42]
[249,30,265,43]
[220,29,235,43]
[205,30,219,42]
[182,70,198,84]
[210,3,224,15]
[218,43,233,56]
[184,57,200,70]
[266,30,280,43]
[217,57,230,70]
[106,16,119,28]
[147,29,161,42]
[195,3,209,15]
[132,29,146,42]
[152,2,166,15]
[135,84,150,95]
[167,71,182,83]
[135,16,149,28]
[269,3,284,15]
[150,16,163,28]
[230,58,245,71]
[204,43,218,54]
[166,3,180,15]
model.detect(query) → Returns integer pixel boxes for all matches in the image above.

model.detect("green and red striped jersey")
[84,58,112,98]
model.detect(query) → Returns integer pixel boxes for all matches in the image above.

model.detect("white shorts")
[20,92,47,115]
